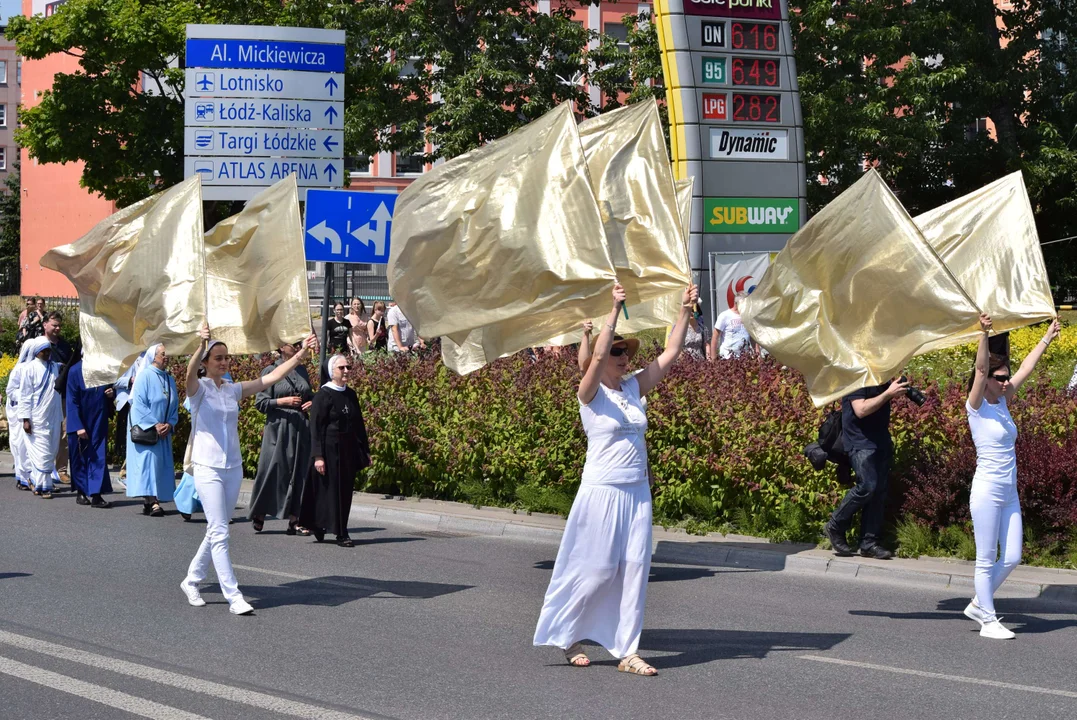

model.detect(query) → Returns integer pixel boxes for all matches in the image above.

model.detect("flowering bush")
[5,315,1077,562]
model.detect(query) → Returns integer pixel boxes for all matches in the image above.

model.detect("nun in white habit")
[18,337,63,497]
[533,282,698,677]
[6,340,39,490]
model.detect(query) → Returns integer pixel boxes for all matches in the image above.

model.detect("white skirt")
[533,480,652,659]
[6,405,27,483]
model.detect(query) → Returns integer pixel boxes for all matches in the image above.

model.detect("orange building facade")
[20,0,115,297]
[17,1,650,298]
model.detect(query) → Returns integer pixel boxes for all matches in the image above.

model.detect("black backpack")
[804,409,849,471]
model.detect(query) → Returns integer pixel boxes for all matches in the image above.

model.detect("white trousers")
[185,464,244,604]
[533,480,652,659]
[970,479,1022,622]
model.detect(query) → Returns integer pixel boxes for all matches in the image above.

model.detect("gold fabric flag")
[541,176,695,348]
[388,102,616,349]
[577,99,691,305]
[914,171,1054,354]
[40,176,205,388]
[430,103,692,374]
[740,170,980,407]
[203,175,311,353]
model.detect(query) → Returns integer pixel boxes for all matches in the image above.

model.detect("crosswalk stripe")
[0,629,379,720]
[0,653,211,720]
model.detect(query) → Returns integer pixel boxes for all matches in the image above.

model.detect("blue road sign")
[185,39,346,73]
[304,190,397,264]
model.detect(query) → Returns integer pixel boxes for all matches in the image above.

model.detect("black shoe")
[336,536,354,548]
[860,544,893,560]
[89,495,112,508]
[824,521,855,556]
[75,492,91,506]
[312,528,325,543]
[180,512,192,522]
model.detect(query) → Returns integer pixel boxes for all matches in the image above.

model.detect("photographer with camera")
[823,375,918,559]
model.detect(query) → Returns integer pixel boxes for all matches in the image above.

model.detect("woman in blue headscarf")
[125,344,179,516]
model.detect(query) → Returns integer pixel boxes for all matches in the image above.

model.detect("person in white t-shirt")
[385,301,426,354]
[179,323,317,616]
[710,291,754,360]
[964,313,1058,640]
[534,281,699,678]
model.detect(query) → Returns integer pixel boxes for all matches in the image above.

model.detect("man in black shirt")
[824,378,910,559]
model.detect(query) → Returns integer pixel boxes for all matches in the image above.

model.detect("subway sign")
[705,198,799,233]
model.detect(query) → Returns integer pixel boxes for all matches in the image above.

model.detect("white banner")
[709,127,789,161]
[712,253,770,316]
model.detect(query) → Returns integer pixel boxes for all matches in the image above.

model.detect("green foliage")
[790,0,1077,299]
[0,156,20,276]
[895,519,936,559]
[9,0,651,206]
[937,524,977,561]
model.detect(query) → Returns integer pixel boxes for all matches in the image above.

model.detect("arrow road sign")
[304,189,398,264]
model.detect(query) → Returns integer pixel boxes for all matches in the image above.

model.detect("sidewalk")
[6,450,1076,606]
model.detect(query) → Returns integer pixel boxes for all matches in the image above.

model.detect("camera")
[899,376,926,407]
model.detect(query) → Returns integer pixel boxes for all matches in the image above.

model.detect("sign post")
[184,25,346,201]
[653,0,806,309]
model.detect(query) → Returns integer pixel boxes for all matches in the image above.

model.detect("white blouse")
[189,377,244,469]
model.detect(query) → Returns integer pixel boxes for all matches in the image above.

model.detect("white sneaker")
[229,598,254,615]
[180,580,206,608]
[963,601,987,627]
[980,619,1016,640]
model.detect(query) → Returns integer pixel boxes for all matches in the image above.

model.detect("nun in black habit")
[299,353,370,546]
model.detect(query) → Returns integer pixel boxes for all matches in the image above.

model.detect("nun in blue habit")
[125,344,179,516]
[66,358,115,508]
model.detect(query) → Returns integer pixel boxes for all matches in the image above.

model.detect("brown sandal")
[618,654,657,676]
[564,642,590,667]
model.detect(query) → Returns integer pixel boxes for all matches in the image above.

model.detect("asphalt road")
[2,478,1076,720]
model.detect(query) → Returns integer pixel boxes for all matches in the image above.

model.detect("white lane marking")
[233,564,309,581]
[0,654,210,720]
[0,630,378,720]
[233,564,390,593]
[801,655,1077,699]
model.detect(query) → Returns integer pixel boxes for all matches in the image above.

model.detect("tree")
[7,0,648,209]
[0,156,20,292]
[791,0,1077,297]
[7,0,339,207]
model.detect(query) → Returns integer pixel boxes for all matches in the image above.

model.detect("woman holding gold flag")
[964,314,1059,640]
[534,281,698,677]
[180,324,317,615]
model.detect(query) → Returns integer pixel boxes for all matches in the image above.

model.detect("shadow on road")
[850,596,1077,635]
[533,561,760,584]
[597,628,852,669]
[0,573,31,581]
[243,574,473,609]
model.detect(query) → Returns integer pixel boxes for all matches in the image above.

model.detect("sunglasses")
[610,346,629,357]
[990,374,1011,383]
[338,365,353,371]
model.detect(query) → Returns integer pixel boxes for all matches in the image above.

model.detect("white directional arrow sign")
[307,220,342,255]
[350,202,393,256]
[304,189,397,264]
